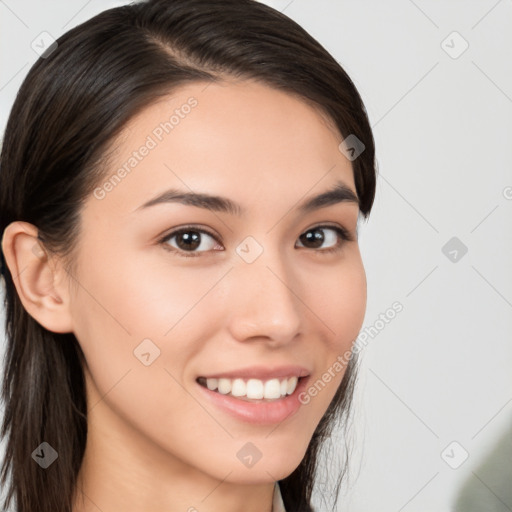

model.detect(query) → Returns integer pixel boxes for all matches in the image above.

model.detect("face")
[67,79,367,485]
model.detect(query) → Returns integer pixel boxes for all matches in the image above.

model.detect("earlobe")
[1,221,74,333]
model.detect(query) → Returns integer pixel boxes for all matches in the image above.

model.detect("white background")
[1,1,511,511]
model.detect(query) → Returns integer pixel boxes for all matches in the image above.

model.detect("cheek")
[298,255,366,416]
[311,255,367,350]
[72,241,225,344]
[69,258,232,471]
[68,245,225,404]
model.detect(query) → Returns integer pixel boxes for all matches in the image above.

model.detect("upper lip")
[198,365,311,380]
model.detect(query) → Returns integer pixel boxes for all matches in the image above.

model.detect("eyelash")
[158,223,354,259]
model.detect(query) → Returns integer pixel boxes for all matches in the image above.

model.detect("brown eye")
[160,227,221,257]
[174,231,202,251]
[296,225,350,252]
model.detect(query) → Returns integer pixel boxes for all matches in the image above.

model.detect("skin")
[2,78,367,512]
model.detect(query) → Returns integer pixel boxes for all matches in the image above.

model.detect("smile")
[196,376,301,401]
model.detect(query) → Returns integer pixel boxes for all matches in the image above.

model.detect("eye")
[158,223,354,258]
[159,226,222,258]
[295,224,353,254]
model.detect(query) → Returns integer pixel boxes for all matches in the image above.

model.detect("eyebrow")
[134,180,359,215]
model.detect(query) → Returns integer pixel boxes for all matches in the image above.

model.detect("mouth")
[196,375,307,402]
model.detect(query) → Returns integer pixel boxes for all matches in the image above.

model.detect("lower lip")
[196,376,310,425]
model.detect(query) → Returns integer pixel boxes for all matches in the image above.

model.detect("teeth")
[264,379,281,399]
[287,376,298,395]
[246,379,263,399]
[217,378,232,395]
[202,376,300,400]
[206,378,218,391]
[231,378,246,397]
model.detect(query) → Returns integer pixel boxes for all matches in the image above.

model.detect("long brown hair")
[0,1,377,510]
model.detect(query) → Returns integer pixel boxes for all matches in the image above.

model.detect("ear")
[1,221,74,333]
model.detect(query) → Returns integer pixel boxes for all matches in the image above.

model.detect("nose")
[226,246,303,346]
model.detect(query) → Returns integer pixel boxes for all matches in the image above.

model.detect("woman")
[0,0,377,510]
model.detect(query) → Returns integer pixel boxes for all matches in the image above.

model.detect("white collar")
[272,482,286,512]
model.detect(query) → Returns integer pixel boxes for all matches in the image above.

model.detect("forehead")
[86,79,356,217]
